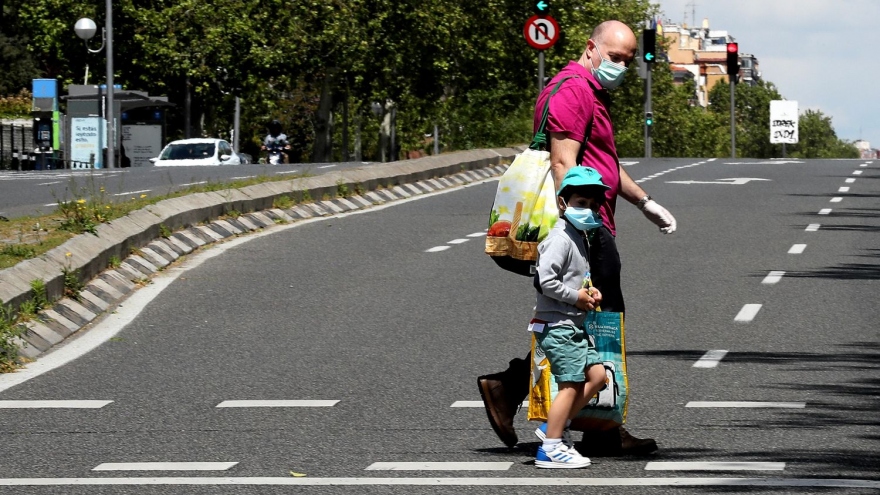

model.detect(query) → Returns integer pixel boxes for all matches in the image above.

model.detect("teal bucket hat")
[557,166,610,196]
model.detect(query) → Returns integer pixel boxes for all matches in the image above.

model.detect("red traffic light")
[727,42,738,53]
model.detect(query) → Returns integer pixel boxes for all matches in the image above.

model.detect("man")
[262,119,291,163]
[478,20,677,455]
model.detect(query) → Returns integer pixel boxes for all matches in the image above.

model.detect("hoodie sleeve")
[536,234,579,306]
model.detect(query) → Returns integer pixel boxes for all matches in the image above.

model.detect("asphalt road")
[0,160,375,220]
[0,157,877,494]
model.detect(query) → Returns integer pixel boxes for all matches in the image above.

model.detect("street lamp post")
[74,2,114,169]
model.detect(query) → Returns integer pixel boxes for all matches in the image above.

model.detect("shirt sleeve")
[545,82,595,144]
[536,235,579,306]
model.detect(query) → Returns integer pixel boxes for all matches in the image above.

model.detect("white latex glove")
[641,200,677,234]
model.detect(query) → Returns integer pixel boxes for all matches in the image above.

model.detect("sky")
[656,0,880,148]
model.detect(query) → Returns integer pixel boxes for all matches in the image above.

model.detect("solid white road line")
[693,350,728,368]
[466,232,486,237]
[838,187,850,193]
[845,178,856,183]
[734,304,762,322]
[645,462,785,471]
[447,239,469,244]
[686,401,806,408]
[426,246,451,252]
[216,400,338,408]
[853,170,863,175]
[112,189,151,197]
[92,462,237,471]
[818,208,832,215]
[829,197,842,203]
[805,224,820,232]
[762,271,785,284]
[788,244,806,254]
[0,477,876,488]
[365,462,512,471]
[0,400,112,409]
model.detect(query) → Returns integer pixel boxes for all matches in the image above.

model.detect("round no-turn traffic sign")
[523,15,559,50]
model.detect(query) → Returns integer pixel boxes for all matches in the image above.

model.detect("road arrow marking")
[666,178,771,185]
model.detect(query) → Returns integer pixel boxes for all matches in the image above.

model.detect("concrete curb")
[2,147,521,362]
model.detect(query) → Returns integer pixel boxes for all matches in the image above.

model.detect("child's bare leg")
[568,365,608,419]
[547,383,579,439]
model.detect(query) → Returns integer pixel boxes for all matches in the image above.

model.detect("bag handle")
[530,76,594,160]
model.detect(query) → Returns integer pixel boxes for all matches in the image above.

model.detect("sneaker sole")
[477,378,518,448]
[535,459,591,469]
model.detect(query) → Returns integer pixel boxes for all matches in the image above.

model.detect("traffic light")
[645,112,654,127]
[642,29,656,63]
[726,42,739,84]
[533,0,550,17]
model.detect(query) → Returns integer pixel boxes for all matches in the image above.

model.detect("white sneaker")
[535,422,574,448]
[535,443,591,469]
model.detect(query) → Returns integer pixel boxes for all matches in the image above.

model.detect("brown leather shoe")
[477,358,530,448]
[478,374,518,447]
[579,426,658,456]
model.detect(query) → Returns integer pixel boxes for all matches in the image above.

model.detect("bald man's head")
[582,20,638,69]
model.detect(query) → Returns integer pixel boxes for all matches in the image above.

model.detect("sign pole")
[645,62,652,158]
[538,51,545,93]
[730,80,736,158]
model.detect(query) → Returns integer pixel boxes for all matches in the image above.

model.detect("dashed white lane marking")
[805,224,820,232]
[762,271,785,284]
[216,400,338,408]
[0,477,875,488]
[645,462,785,472]
[829,197,842,203]
[686,401,806,408]
[113,189,151,197]
[365,462,512,471]
[426,246,451,252]
[318,164,336,169]
[451,401,529,408]
[838,187,850,193]
[788,244,806,254]
[37,181,62,186]
[853,170,863,175]
[693,350,728,368]
[230,176,257,180]
[447,239,469,245]
[276,170,301,175]
[845,178,856,183]
[43,203,58,207]
[466,232,486,237]
[634,160,708,184]
[92,462,237,471]
[180,181,208,187]
[0,400,113,409]
[860,163,869,167]
[734,304,762,322]
[818,208,832,215]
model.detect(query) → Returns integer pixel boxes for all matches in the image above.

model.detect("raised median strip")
[1,148,519,365]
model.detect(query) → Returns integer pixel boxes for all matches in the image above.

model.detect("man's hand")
[641,200,677,234]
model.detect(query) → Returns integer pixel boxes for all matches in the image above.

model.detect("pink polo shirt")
[534,61,621,236]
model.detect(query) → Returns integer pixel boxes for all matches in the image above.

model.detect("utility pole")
[726,42,739,158]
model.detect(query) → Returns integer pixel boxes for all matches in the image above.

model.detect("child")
[531,166,609,469]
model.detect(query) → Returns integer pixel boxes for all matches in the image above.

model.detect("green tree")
[708,79,784,158]
[789,109,858,158]
[0,1,41,95]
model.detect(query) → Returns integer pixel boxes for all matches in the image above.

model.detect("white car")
[151,138,243,166]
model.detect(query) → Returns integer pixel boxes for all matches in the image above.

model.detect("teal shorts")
[535,322,602,383]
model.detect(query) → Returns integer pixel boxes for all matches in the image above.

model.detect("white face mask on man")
[589,41,628,89]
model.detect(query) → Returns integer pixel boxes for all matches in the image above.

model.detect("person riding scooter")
[261,119,290,164]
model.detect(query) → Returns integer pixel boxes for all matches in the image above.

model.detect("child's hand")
[575,287,602,311]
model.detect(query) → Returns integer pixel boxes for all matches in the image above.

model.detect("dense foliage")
[1,0,857,160]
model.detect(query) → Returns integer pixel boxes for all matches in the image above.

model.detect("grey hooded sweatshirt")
[534,218,590,327]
